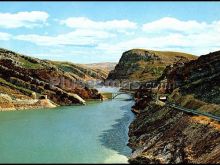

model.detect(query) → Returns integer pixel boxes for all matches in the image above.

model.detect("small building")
[159,96,167,101]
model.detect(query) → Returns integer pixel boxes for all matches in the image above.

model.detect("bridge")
[101,90,135,99]
[112,91,135,99]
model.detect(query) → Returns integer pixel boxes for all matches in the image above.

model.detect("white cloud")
[60,17,137,31]
[142,17,208,34]
[97,17,220,56]
[15,29,115,46]
[0,32,11,40]
[0,11,49,28]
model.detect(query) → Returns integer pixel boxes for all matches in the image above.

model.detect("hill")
[107,49,197,81]
[0,48,103,110]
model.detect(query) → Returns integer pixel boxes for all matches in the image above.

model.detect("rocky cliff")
[107,49,196,81]
[0,48,103,110]
[128,50,220,163]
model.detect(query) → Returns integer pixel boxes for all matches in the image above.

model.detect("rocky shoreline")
[128,102,220,164]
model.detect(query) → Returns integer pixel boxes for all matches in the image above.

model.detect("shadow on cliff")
[98,100,135,157]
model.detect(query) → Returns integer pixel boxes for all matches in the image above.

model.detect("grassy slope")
[152,50,196,60]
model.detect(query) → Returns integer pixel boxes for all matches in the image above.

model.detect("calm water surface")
[0,87,134,163]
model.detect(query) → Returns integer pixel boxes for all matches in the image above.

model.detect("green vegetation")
[143,65,166,77]
[152,50,197,60]
[19,57,42,69]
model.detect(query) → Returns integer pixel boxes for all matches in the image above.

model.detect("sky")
[0,1,220,63]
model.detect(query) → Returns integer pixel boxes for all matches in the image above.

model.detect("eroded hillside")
[0,48,103,110]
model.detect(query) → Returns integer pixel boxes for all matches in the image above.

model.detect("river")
[0,87,134,163]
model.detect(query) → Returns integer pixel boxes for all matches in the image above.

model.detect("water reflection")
[98,101,134,157]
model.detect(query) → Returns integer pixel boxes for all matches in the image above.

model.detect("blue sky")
[0,2,220,63]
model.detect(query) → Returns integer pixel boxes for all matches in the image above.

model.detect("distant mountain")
[107,49,197,81]
[81,62,117,76]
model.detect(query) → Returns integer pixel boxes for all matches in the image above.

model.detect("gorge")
[0,48,219,164]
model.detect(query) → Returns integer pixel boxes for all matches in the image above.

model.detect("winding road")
[167,103,220,122]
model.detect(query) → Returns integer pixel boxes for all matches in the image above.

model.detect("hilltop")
[107,49,197,81]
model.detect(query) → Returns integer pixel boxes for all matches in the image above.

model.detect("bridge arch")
[112,92,133,99]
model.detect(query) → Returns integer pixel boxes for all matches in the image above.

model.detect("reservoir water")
[0,87,134,163]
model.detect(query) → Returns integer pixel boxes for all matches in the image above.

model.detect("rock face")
[128,50,220,163]
[107,49,196,81]
[0,48,103,109]
[128,103,220,164]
